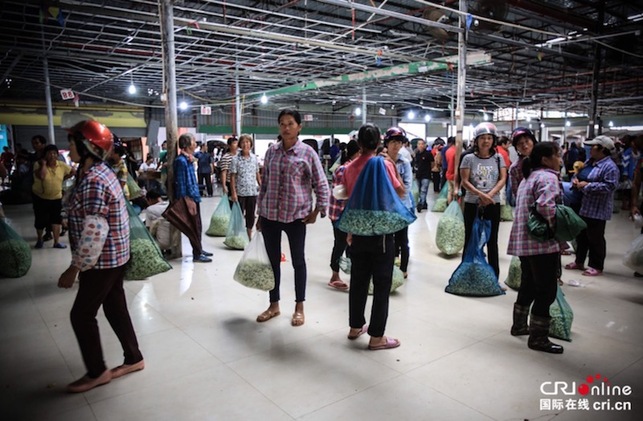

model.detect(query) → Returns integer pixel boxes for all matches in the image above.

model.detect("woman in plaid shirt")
[327,139,360,291]
[507,142,564,354]
[58,120,144,392]
[255,109,330,327]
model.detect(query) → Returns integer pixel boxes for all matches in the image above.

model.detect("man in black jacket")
[413,139,434,212]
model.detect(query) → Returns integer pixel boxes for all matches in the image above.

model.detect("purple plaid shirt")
[509,157,524,200]
[258,139,329,223]
[578,156,620,220]
[68,161,130,269]
[507,168,562,257]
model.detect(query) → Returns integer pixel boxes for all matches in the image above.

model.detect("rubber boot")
[510,303,530,336]
[528,314,564,354]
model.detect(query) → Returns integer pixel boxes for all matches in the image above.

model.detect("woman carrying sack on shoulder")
[459,122,507,280]
[342,123,405,350]
[507,142,565,354]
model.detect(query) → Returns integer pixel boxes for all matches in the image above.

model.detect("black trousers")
[198,173,213,196]
[394,226,409,272]
[349,234,394,337]
[237,195,257,230]
[517,253,559,317]
[330,223,349,273]
[431,171,441,192]
[70,264,143,378]
[574,216,607,271]
[260,217,307,303]
[463,202,501,278]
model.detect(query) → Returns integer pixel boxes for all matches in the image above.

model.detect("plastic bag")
[623,235,643,274]
[445,215,505,296]
[337,157,416,236]
[124,201,172,280]
[224,201,250,250]
[339,256,351,274]
[431,182,449,212]
[549,286,573,341]
[368,266,405,294]
[126,173,142,199]
[500,204,514,221]
[504,256,521,290]
[0,219,31,278]
[206,195,231,237]
[436,200,465,256]
[233,232,275,291]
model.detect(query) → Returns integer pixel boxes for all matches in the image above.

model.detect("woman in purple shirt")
[255,109,330,327]
[507,142,564,354]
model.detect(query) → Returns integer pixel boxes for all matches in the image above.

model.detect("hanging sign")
[60,89,75,100]
[303,114,314,122]
[200,105,212,115]
[378,107,386,115]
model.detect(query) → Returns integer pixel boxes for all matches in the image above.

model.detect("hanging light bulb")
[565,121,571,127]
[179,101,188,111]
[407,110,415,120]
[608,121,614,127]
[128,71,136,95]
[424,114,431,122]
[355,107,362,116]
[260,93,268,104]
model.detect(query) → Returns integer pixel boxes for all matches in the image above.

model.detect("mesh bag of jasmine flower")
[549,286,573,341]
[0,218,31,278]
[431,182,449,213]
[206,195,231,237]
[224,201,249,250]
[445,214,505,297]
[126,173,142,199]
[124,201,172,280]
[338,156,416,236]
[233,232,275,291]
[504,256,522,290]
[436,200,465,256]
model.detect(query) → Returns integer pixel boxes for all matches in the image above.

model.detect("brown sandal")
[291,311,305,326]
[256,309,280,323]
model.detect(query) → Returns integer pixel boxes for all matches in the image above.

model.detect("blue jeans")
[418,178,430,207]
[260,217,307,303]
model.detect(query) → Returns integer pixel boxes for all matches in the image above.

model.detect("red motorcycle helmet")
[69,120,114,160]
[383,126,407,143]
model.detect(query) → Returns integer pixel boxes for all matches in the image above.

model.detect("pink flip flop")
[347,324,368,340]
[582,267,602,277]
[368,337,401,351]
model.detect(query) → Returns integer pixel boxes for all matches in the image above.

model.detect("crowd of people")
[0,115,638,394]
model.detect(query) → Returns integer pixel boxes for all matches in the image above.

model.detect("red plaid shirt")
[68,162,130,269]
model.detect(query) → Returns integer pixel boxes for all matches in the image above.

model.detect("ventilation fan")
[422,8,451,41]
[470,0,509,33]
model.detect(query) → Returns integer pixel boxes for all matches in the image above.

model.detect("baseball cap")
[584,135,614,150]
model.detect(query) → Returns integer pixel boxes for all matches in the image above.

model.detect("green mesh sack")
[124,201,172,280]
[436,201,465,255]
[206,195,231,237]
[0,219,31,278]
[504,256,522,291]
[431,182,449,213]
[500,204,514,221]
[224,201,249,250]
[549,286,573,341]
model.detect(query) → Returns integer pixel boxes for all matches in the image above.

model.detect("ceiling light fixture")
[565,121,571,127]
[424,114,431,122]
[355,107,362,116]
[407,110,415,120]
[260,93,268,104]
[128,71,136,95]
[179,101,188,111]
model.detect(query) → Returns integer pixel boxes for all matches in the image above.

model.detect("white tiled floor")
[1,193,642,420]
